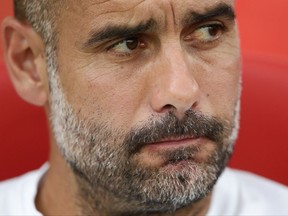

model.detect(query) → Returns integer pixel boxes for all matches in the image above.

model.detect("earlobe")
[1,17,49,106]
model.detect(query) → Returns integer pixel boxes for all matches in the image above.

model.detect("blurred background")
[1,0,288,185]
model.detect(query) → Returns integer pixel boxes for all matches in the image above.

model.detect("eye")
[184,23,225,48]
[107,36,146,57]
[196,25,223,41]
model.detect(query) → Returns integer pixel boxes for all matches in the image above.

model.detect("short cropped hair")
[14,0,68,91]
[13,0,63,47]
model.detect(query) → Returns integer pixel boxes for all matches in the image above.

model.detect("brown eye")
[184,23,225,48]
[126,37,139,50]
[108,36,146,56]
[193,24,224,42]
[208,26,221,37]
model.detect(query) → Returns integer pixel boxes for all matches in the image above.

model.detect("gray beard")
[48,53,240,216]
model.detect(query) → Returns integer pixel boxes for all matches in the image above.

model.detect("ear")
[1,17,49,106]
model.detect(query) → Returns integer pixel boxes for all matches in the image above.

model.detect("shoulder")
[0,164,48,215]
[208,168,288,215]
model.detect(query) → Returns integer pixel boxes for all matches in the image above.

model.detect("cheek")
[60,61,147,129]
[197,52,241,119]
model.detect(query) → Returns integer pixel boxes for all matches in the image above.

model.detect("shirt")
[0,164,48,215]
[1,164,288,215]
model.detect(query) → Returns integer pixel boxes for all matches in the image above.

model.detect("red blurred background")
[1,0,288,184]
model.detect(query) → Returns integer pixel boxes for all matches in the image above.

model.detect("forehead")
[67,0,235,13]
[59,0,235,29]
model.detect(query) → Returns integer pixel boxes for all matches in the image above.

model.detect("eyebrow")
[82,3,235,50]
[183,3,236,26]
[83,19,156,50]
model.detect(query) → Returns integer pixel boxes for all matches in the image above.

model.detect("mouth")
[144,136,204,151]
[134,136,215,168]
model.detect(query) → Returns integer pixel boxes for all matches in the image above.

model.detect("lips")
[144,136,203,151]
[137,136,210,168]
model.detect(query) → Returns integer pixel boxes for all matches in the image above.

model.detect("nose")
[149,45,201,118]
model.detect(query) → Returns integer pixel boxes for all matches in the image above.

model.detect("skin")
[2,0,240,215]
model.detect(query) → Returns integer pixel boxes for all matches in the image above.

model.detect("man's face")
[49,0,240,213]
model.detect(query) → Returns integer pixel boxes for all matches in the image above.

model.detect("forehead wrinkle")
[162,1,177,32]
[69,0,148,35]
[169,1,176,24]
[62,0,150,45]
[76,0,147,16]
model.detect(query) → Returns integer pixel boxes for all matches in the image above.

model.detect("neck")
[36,141,212,216]
[36,142,80,215]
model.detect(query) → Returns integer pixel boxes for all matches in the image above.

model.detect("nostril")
[160,101,199,114]
[162,104,175,111]
[191,101,199,109]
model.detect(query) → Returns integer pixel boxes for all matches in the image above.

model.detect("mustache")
[123,110,226,155]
